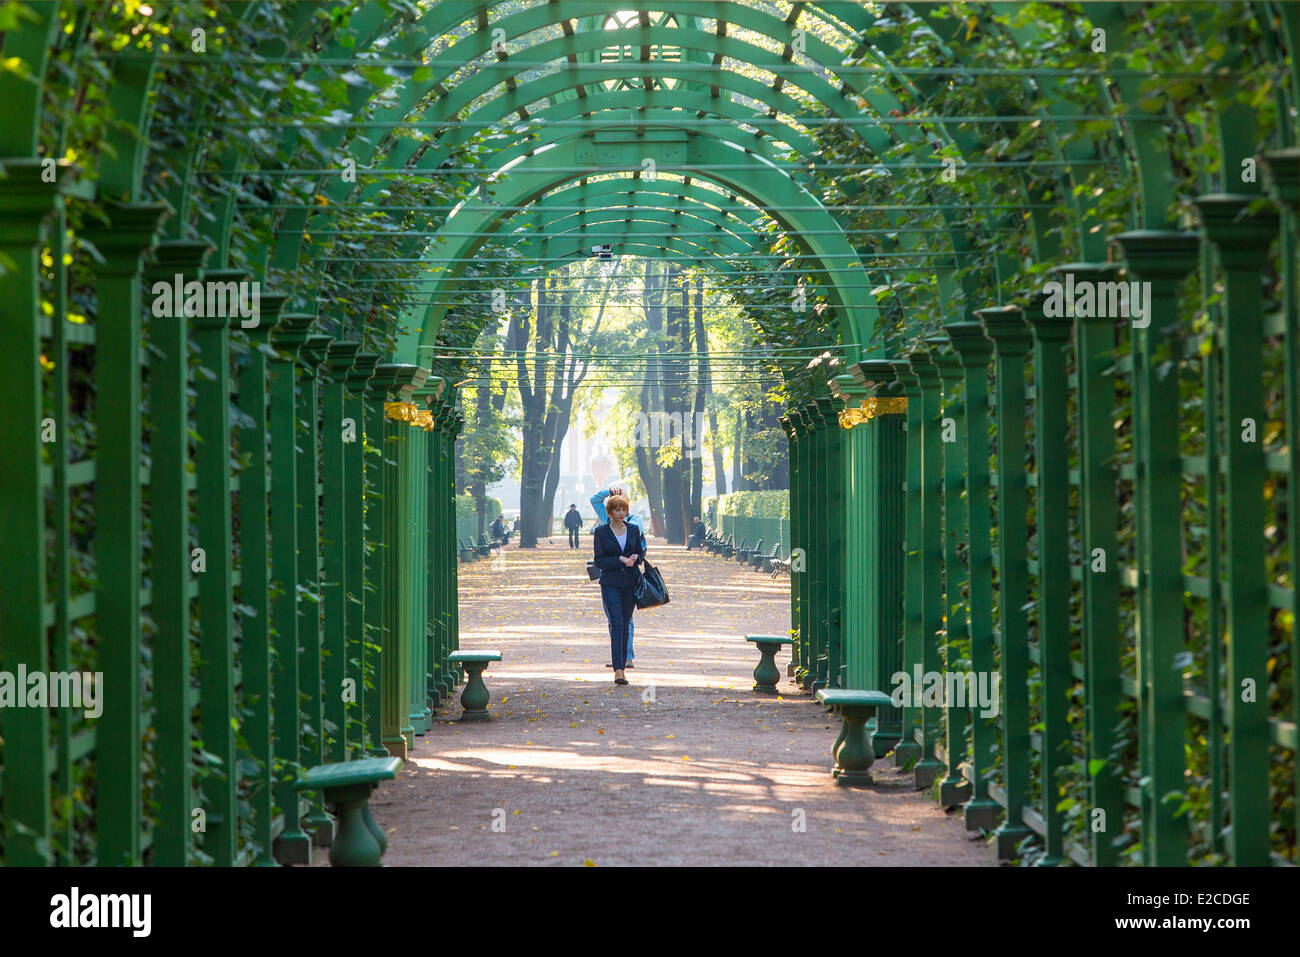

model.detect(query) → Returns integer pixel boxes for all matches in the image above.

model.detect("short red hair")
[606,494,630,514]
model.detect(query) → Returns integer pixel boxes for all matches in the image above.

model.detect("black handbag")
[634,560,669,609]
[586,561,601,582]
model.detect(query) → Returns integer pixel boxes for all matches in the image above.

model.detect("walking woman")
[592,493,645,685]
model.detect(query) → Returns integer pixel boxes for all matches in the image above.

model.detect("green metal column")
[1110,233,1201,866]
[1066,264,1123,867]
[345,353,379,755]
[945,322,1001,834]
[908,349,945,788]
[297,333,335,845]
[363,366,397,756]
[856,362,907,757]
[448,405,465,687]
[830,376,868,693]
[85,201,168,866]
[406,423,432,735]
[890,358,924,769]
[428,389,454,704]
[780,415,802,680]
[817,395,846,689]
[980,306,1033,860]
[191,267,245,867]
[233,289,285,867]
[323,341,361,762]
[268,313,313,866]
[1024,291,1076,866]
[1261,149,1300,865]
[930,342,972,810]
[141,240,211,866]
[0,160,67,865]
[1194,194,1281,865]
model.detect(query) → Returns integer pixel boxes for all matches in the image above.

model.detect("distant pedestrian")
[564,504,583,548]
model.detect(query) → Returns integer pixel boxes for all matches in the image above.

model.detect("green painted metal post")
[297,333,335,845]
[324,341,361,762]
[908,349,945,788]
[233,289,285,867]
[1110,233,1201,866]
[141,240,211,866]
[1194,195,1280,865]
[363,366,396,757]
[978,306,1035,856]
[945,322,1001,834]
[1260,149,1300,864]
[829,376,868,694]
[847,361,907,757]
[345,353,379,755]
[1062,264,1124,866]
[268,313,314,866]
[191,268,246,867]
[430,399,448,703]
[929,341,972,809]
[449,405,465,687]
[0,160,67,865]
[405,424,432,735]
[817,395,847,689]
[890,358,924,769]
[1024,291,1075,866]
[85,201,168,866]
[981,306,1034,860]
[780,415,802,680]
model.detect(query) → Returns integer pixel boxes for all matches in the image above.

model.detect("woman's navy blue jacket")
[593,522,647,588]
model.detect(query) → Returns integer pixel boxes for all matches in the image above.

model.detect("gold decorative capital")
[384,400,424,425]
[838,396,908,429]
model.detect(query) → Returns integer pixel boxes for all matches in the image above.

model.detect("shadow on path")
[369,538,994,866]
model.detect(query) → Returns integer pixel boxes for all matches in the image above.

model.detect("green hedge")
[704,490,791,554]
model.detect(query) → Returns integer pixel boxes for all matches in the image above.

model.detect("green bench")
[759,540,780,572]
[295,756,402,866]
[458,538,477,563]
[448,650,503,721]
[736,537,763,564]
[745,634,793,694]
[815,689,896,787]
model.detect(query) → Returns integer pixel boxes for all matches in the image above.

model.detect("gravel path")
[369,536,994,866]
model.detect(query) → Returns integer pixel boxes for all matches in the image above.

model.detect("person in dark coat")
[687,515,706,550]
[564,504,583,548]
[592,493,645,685]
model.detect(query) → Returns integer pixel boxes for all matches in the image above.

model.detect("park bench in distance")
[758,542,782,571]
[294,755,402,866]
[458,538,477,562]
[736,537,763,565]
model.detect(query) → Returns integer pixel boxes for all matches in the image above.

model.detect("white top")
[614,527,628,550]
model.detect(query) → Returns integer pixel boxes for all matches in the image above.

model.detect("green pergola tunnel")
[0,1,1296,867]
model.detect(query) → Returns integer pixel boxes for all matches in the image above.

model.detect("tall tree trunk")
[689,275,705,518]
[731,408,744,492]
[660,269,687,543]
[514,277,550,548]
[638,260,667,535]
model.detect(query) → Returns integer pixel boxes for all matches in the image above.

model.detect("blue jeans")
[600,584,637,669]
